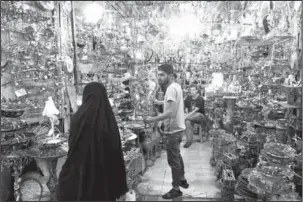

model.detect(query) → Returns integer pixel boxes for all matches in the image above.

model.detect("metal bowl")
[33,136,67,150]
[1,109,25,118]
[24,147,67,159]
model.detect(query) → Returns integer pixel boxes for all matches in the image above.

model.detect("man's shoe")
[180,180,189,189]
[183,142,192,148]
[162,189,183,199]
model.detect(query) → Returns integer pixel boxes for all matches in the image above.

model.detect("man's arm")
[185,97,204,118]
[154,100,164,105]
[184,96,190,114]
[185,107,189,114]
[144,86,177,124]
[149,100,176,123]
[185,107,199,118]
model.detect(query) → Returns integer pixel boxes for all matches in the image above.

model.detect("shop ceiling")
[74,1,245,21]
[72,1,300,52]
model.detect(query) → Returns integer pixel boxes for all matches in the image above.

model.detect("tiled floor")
[136,137,222,201]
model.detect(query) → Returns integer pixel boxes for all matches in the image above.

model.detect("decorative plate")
[125,123,144,129]
[25,147,67,159]
[20,178,43,201]
[1,122,28,132]
[33,136,66,148]
[263,142,296,159]
[36,1,55,11]
[1,109,25,118]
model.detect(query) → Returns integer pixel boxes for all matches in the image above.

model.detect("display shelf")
[263,35,295,43]
[237,36,267,46]
[0,0,302,201]
[276,101,301,109]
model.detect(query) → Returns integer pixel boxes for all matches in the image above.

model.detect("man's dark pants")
[0,166,12,201]
[185,112,204,143]
[165,131,185,187]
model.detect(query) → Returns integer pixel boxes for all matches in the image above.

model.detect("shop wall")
[1,1,64,123]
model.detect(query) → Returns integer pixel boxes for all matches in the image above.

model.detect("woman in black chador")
[58,82,128,201]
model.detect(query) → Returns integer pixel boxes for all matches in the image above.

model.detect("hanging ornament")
[36,1,55,12]
[24,25,37,41]
[105,30,115,39]
[120,45,129,53]
[64,55,74,73]
[137,35,145,44]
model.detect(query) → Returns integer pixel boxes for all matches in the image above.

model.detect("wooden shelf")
[223,96,238,100]
[282,85,302,89]
[264,35,294,43]
[275,101,301,109]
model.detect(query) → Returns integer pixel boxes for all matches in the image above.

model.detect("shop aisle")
[136,138,221,201]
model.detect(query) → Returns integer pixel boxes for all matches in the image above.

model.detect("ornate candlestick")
[0,151,31,201]
[25,144,67,201]
[224,96,237,112]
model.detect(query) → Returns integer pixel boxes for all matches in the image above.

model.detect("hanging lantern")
[211,24,222,31]
[120,45,129,53]
[215,36,224,44]
[213,29,220,36]
[294,1,302,12]
[137,35,145,43]
[105,30,115,39]
[230,28,238,40]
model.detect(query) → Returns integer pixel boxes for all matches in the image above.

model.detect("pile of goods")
[221,169,236,200]
[1,118,28,132]
[25,135,67,159]
[1,133,34,155]
[235,168,259,200]
[211,130,237,163]
[247,143,299,200]
[131,66,157,117]
[120,127,137,150]
[124,148,144,188]
[124,148,142,166]
[210,129,237,179]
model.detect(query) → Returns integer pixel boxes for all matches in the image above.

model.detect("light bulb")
[83,3,104,24]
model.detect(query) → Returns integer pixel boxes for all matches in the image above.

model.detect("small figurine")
[42,96,60,138]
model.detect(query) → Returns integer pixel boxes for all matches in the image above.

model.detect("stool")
[194,123,204,143]
[151,145,156,162]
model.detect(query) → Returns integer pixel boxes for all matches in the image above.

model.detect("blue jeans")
[166,131,185,187]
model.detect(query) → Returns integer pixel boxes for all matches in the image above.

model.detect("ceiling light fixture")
[83,2,104,24]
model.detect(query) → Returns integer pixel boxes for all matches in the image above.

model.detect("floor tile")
[136,183,151,195]
[145,195,159,201]
[137,139,221,200]
[187,163,203,169]
[149,185,163,195]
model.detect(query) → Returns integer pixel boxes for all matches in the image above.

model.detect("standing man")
[184,85,205,148]
[144,64,188,199]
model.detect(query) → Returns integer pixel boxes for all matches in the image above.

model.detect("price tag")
[15,88,27,97]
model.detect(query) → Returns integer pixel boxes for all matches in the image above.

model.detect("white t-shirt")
[163,82,185,134]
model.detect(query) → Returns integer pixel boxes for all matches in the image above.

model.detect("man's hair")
[158,64,174,75]
[173,73,178,79]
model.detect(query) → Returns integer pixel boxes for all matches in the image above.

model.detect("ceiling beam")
[121,1,130,17]
[113,1,129,17]
[106,1,125,17]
